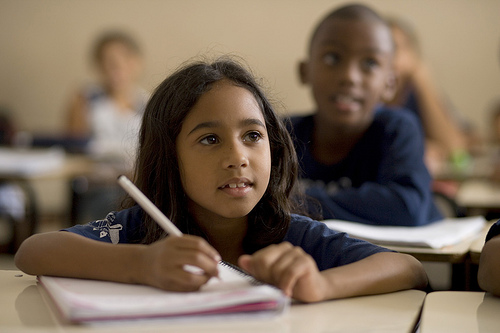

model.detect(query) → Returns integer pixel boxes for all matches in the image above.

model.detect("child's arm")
[238,242,427,303]
[15,231,220,291]
[477,234,500,296]
[409,62,468,158]
[301,109,441,227]
[66,91,90,137]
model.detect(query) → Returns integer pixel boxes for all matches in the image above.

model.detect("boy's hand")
[238,242,329,303]
[142,235,220,292]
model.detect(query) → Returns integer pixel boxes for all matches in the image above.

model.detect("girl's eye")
[200,135,219,145]
[244,131,263,143]
[323,52,339,66]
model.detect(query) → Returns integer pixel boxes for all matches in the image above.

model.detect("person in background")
[487,47,500,185]
[14,58,428,302]
[478,219,500,296]
[288,4,443,226]
[66,30,148,167]
[490,100,500,145]
[65,31,149,225]
[385,17,473,176]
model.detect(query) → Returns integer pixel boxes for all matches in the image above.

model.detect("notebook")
[324,216,486,249]
[38,261,289,323]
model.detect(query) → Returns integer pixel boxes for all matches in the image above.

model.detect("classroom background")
[1,0,500,225]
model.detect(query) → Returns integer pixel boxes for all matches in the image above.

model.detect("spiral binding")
[218,260,264,286]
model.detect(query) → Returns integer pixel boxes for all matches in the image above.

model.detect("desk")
[0,151,95,253]
[0,149,128,252]
[456,179,500,216]
[382,222,493,291]
[434,152,494,182]
[420,291,500,332]
[0,270,426,332]
[376,221,493,264]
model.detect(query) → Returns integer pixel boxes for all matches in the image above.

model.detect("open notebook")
[324,216,486,249]
[38,261,289,323]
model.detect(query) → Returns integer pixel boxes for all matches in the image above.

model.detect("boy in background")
[288,4,442,226]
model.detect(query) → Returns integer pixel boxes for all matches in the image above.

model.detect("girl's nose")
[223,142,248,169]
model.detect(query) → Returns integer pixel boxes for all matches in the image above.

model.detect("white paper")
[323,216,486,249]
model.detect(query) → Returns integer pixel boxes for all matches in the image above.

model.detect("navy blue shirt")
[486,220,500,242]
[64,206,392,271]
[288,107,442,226]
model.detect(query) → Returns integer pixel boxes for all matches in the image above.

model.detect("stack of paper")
[38,261,288,323]
[324,216,486,249]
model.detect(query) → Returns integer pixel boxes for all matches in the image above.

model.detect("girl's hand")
[141,235,220,292]
[238,242,329,303]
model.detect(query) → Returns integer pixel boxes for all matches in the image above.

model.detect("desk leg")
[451,258,480,291]
[11,181,37,253]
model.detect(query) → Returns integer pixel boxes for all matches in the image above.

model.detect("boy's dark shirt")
[287,106,443,226]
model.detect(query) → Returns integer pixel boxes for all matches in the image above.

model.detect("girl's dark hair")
[126,57,299,253]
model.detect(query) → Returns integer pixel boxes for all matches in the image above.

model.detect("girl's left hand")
[238,242,329,303]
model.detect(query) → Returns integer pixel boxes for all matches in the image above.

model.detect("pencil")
[117,175,182,237]
[117,175,210,276]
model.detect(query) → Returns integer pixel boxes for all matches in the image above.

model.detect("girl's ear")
[381,71,397,102]
[298,60,310,85]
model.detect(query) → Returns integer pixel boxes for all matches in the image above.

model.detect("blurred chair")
[433,191,466,218]
[0,108,36,253]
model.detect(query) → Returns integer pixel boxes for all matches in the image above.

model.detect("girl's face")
[176,80,271,224]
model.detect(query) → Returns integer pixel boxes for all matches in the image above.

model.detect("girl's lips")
[219,184,252,198]
[220,182,248,189]
[218,179,253,198]
[218,178,252,189]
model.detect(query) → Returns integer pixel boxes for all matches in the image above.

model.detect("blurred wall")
[1,0,499,136]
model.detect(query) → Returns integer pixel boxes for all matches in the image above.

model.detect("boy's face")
[300,18,395,131]
[176,80,271,225]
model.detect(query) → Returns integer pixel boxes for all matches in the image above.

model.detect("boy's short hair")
[308,4,393,54]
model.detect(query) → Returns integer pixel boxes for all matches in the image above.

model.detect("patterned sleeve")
[62,206,143,244]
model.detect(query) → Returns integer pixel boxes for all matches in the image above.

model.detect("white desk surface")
[0,270,425,333]
[420,291,500,333]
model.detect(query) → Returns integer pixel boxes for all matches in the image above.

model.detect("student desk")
[382,221,493,264]
[434,152,494,182]
[0,151,95,252]
[456,179,500,216]
[0,149,128,251]
[376,222,493,291]
[0,270,426,332]
[420,291,500,332]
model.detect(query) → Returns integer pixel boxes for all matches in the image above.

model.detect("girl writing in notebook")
[15,58,427,302]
